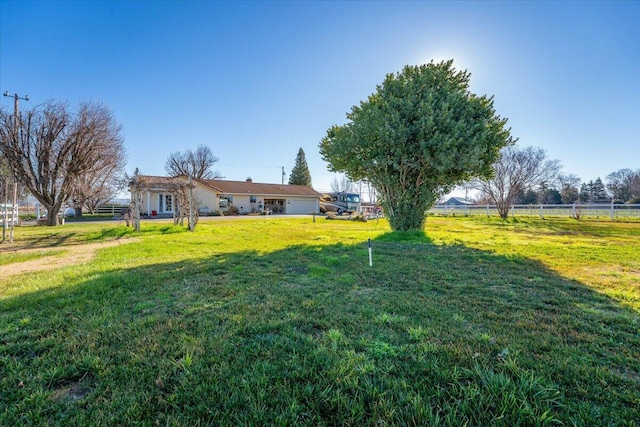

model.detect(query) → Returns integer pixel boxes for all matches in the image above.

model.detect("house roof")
[131,175,189,191]
[197,178,322,198]
[444,197,475,205]
[133,175,321,198]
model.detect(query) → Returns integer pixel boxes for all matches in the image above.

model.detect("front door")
[159,194,173,213]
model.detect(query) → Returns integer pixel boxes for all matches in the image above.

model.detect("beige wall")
[141,192,158,215]
[138,184,318,216]
[230,195,252,213]
[194,184,219,214]
[226,194,319,214]
[139,184,220,216]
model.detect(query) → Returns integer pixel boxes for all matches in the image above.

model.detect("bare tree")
[71,130,127,216]
[606,168,640,203]
[471,145,561,219]
[557,173,581,204]
[165,145,221,179]
[0,100,126,225]
[330,174,355,193]
[71,168,127,216]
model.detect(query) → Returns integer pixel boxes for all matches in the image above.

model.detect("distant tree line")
[474,166,640,207]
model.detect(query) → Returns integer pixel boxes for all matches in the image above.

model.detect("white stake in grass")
[368,238,373,267]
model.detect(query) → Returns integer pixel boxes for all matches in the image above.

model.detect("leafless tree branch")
[0,100,126,225]
[470,146,561,218]
[165,145,221,179]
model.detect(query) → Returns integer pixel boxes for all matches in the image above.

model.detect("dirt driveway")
[1,239,137,278]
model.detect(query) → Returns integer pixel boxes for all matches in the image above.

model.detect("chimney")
[246,177,252,183]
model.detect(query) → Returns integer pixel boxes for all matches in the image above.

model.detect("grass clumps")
[1,217,638,425]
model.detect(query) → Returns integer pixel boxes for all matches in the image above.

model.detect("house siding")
[194,185,218,214]
[132,175,321,216]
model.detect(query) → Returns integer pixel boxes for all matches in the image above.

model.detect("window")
[347,194,361,203]
[249,195,257,203]
[220,196,233,208]
[160,194,173,212]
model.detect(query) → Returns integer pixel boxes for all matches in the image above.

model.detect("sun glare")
[425,53,470,73]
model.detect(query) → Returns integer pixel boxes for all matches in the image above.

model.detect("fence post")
[610,201,614,221]
[486,205,490,217]
[540,204,544,219]
[572,203,576,218]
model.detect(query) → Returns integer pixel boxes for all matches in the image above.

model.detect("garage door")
[287,199,319,214]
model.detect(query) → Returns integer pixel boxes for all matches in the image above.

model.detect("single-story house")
[130,175,321,215]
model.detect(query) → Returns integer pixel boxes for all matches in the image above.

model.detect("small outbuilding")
[442,197,475,206]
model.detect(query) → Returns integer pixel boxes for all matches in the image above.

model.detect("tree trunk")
[131,185,140,232]
[497,203,510,219]
[45,203,63,226]
[381,188,435,231]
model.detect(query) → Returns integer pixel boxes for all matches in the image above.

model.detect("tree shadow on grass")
[1,232,639,426]
[0,231,79,252]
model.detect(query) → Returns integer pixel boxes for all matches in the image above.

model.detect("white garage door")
[287,199,319,214]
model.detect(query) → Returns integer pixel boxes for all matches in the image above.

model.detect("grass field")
[1,216,638,426]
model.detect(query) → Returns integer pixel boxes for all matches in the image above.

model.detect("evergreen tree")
[590,177,609,201]
[517,189,539,205]
[288,148,312,187]
[541,188,562,204]
[580,182,592,202]
[321,61,513,230]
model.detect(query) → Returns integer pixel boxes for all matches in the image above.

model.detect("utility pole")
[281,166,285,185]
[4,92,29,128]
[188,175,194,231]
[2,91,29,243]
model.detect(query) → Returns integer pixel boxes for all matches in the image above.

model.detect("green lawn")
[1,217,638,426]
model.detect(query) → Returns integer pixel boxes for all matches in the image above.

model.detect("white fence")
[96,204,129,215]
[430,203,640,221]
[1,203,19,226]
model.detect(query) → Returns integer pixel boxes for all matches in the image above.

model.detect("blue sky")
[1,1,638,194]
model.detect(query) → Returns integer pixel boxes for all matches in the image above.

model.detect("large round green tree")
[320,60,515,231]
